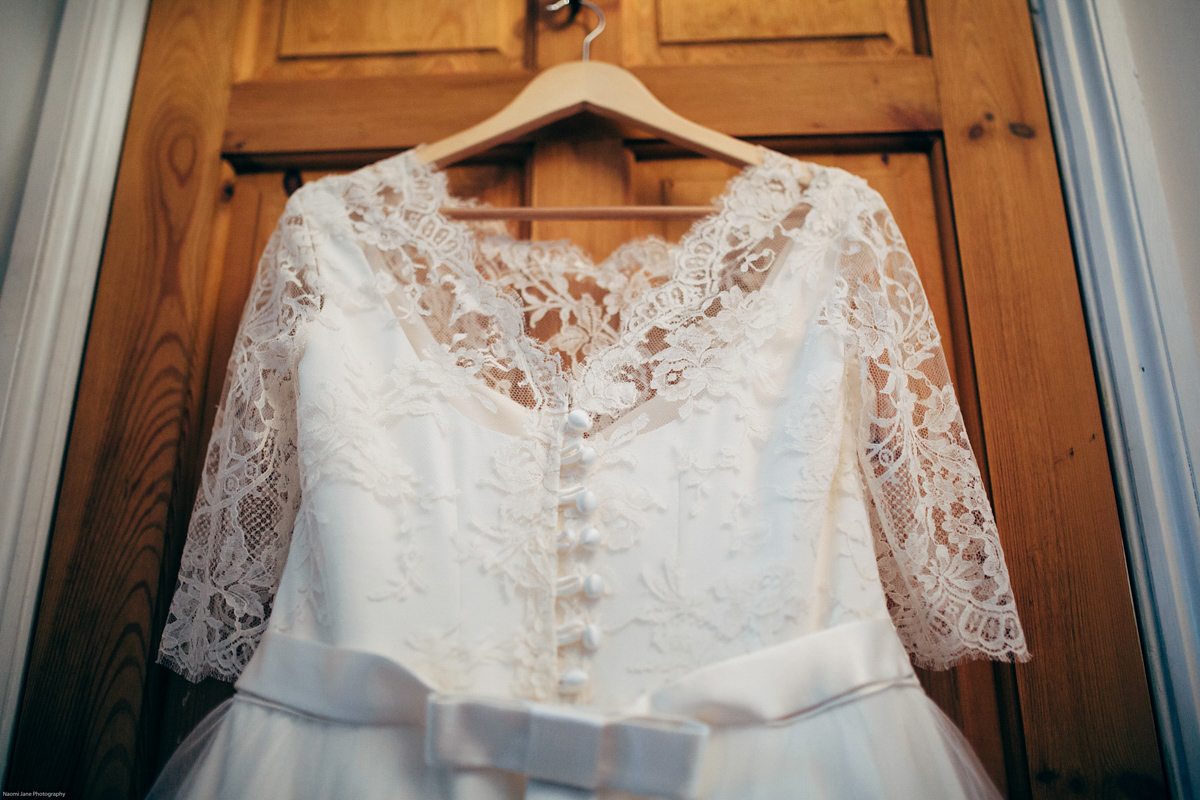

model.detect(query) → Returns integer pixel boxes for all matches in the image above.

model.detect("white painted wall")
[0,0,68,291]
[1120,0,1200,357]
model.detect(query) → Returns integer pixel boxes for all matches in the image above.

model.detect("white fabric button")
[575,490,599,515]
[565,409,592,433]
[557,620,585,646]
[558,668,589,694]
[556,528,579,551]
[578,446,598,468]
[580,527,602,550]
[582,624,603,651]
[583,574,605,599]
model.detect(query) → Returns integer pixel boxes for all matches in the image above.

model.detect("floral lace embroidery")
[402,623,508,693]
[158,207,319,682]
[677,447,767,554]
[627,559,805,680]
[464,414,561,700]
[270,503,329,634]
[826,193,1028,667]
[474,236,675,375]
[774,350,844,512]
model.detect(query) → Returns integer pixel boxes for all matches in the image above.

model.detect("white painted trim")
[0,0,149,781]
[1032,2,1200,796]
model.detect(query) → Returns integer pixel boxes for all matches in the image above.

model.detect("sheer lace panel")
[339,162,568,416]
[158,201,318,682]
[570,183,816,431]
[832,191,1030,668]
[339,149,818,432]
[474,235,676,377]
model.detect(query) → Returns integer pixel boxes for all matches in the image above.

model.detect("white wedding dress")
[149,147,1029,799]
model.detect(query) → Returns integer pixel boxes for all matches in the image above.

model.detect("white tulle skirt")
[148,621,1003,800]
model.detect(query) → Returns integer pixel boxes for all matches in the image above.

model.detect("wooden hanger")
[416,0,761,221]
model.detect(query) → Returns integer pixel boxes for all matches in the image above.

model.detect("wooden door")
[5,1,1167,798]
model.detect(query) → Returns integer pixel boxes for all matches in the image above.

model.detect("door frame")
[0,0,149,780]
[1033,2,1200,795]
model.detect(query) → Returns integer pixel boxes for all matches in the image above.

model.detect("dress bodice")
[157,148,1028,706]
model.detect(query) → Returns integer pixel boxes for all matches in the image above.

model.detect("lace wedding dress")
[149,147,1028,799]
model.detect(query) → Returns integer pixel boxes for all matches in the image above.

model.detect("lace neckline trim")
[341,146,835,427]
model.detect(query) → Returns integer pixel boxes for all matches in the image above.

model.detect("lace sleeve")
[838,189,1029,669]
[157,198,318,682]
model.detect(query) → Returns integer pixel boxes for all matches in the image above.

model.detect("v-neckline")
[356,146,830,432]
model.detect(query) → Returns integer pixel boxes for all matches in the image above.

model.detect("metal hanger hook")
[545,0,606,61]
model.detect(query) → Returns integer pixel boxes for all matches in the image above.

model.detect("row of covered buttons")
[557,408,604,696]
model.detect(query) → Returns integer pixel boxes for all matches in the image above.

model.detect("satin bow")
[425,693,708,799]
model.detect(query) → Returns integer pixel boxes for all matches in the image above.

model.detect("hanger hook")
[545,0,606,61]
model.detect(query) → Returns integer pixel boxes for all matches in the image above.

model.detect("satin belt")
[234,618,918,800]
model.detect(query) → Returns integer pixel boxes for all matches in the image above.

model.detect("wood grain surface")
[530,120,634,262]
[279,0,507,57]
[3,1,241,796]
[926,1,1165,797]
[221,58,940,157]
[657,0,890,42]
[238,0,529,80]
[623,0,916,62]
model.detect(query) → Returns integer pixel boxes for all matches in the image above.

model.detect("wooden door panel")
[220,61,940,160]
[280,0,510,57]
[657,0,894,41]
[619,0,918,65]
[238,0,529,80]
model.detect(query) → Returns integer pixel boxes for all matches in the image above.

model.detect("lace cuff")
[158,197,318,682]
[840,191,1029,669]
